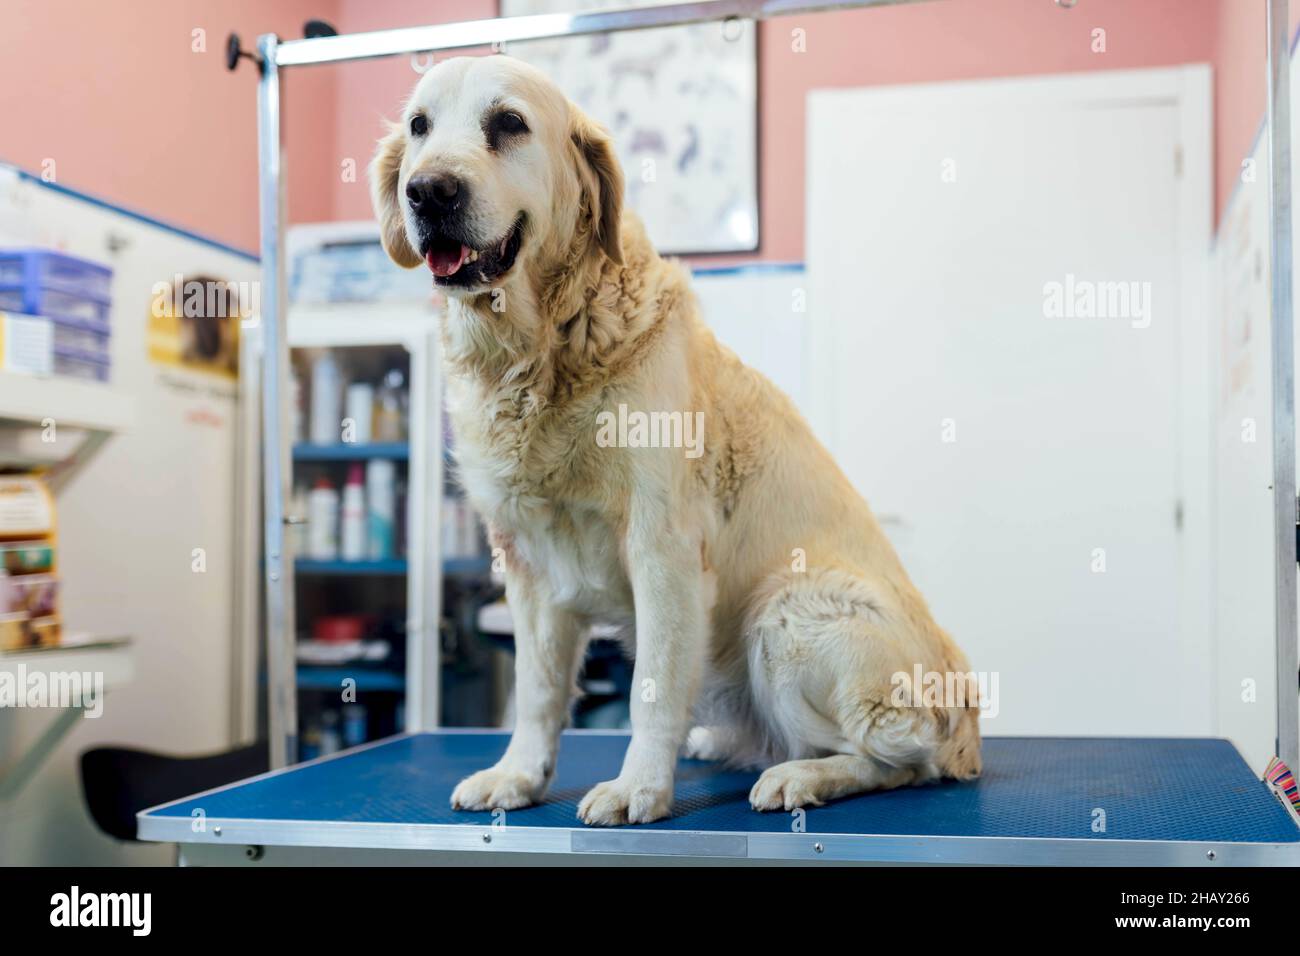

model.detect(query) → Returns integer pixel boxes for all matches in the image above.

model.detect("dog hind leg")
[743,566,976,809]
[749,754,917,811]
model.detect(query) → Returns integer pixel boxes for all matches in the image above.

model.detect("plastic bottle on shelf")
[307,476,339,561]
[340,464,367,561]
[441,496,460,559]
[320,710,342,756]
[344,382,374,444]
[458,499,480,556]
[366,459,396,561]
[396,478,408,558]
[373,368,408,442]
[290,367,305,443]
[300,722,322,762]
[342,704,368,748]
[290,484,310,555]
[310,351,342,445]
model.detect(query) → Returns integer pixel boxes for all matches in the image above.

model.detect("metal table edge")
[135,813,1300,867]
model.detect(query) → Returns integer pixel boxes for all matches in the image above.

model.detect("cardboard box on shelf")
[0,475,55,539]
[0,475,58,650]
[0,540,54,574]
[0,612,60,652]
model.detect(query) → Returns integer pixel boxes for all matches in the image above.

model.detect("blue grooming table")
[137,731,1300,866]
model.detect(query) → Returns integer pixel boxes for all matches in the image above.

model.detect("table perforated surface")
[138,732,1300,865]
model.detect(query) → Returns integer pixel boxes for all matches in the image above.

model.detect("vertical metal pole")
[257,34,297,769]
[1267,0,1299,775]
[415,329,445,730]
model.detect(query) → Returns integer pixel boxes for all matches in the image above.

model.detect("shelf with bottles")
[293,591,407,760]
[297,664,405,693]
[290,344,411,570]
[281,328,501,739]
[296,694,404,763]
[292,555,493,577]
[295,558,409,576]
[292,346,410,450]
[292,442,409,462]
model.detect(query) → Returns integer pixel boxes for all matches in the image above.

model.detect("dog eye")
[497,112,528,135]
[482,110,530,151]
[409,113,428,137]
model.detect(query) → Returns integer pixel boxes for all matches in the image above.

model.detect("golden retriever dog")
[371,55,981,826]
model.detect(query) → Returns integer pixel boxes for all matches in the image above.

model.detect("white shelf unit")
[0,372,134,486]
[0,637,134,689]
[0,373,134,432]
[0,371,136,797]
[0,638,134,800]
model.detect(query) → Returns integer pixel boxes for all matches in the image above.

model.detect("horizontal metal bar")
[571,830,748,857]
[275,0,936,67]
[135,811,1300,867]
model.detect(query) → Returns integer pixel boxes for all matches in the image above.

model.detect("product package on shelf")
[0,474,59,650]
[0,249,113,382]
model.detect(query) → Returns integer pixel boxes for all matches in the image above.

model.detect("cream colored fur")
[371,55,981,826]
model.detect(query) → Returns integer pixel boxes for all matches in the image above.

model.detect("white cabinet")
[240,301,495,758]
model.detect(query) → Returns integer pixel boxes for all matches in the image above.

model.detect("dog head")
[370,55,623,297]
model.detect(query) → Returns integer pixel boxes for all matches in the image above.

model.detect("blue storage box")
[0,249,113,298]
[49,314,110,359]
[52,345,110,383]
[0,249,113,325]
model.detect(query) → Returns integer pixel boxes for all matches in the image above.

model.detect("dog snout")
[406,173,466,219]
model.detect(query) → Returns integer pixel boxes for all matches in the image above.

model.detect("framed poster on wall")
[501,0,759,255]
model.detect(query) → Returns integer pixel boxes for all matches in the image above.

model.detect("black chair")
[80,743,268,841]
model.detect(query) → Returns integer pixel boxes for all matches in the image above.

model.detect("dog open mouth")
[423,215,524,287]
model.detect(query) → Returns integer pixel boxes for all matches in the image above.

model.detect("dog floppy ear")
[369,121,422,269]
[569,107,624,266]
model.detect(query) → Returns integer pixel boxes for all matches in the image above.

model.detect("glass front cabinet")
[237,301,500,762]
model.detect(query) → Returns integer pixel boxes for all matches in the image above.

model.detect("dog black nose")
[406,174,464,216]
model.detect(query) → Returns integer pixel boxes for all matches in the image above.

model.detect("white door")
[806,67,1212,737]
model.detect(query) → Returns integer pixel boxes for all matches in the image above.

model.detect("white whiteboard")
[502,0,758,254]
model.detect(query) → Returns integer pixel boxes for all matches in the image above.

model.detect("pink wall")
[327,0,497,229]
[325,0,1227,263]
[1212,0,1300,222]
[0,0,342,254]
[0,1,1283,258]
[756,0,1217,263]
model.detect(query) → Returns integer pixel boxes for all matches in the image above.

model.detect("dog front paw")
[450,765,545,812]
[748,763,826,812]
[577,777,672,826]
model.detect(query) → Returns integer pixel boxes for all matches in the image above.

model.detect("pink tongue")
[426,245,470,277]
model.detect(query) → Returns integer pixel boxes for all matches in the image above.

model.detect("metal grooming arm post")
[257,33,297,769]
[1267,0,1299,777]
[253,0,1300,776]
